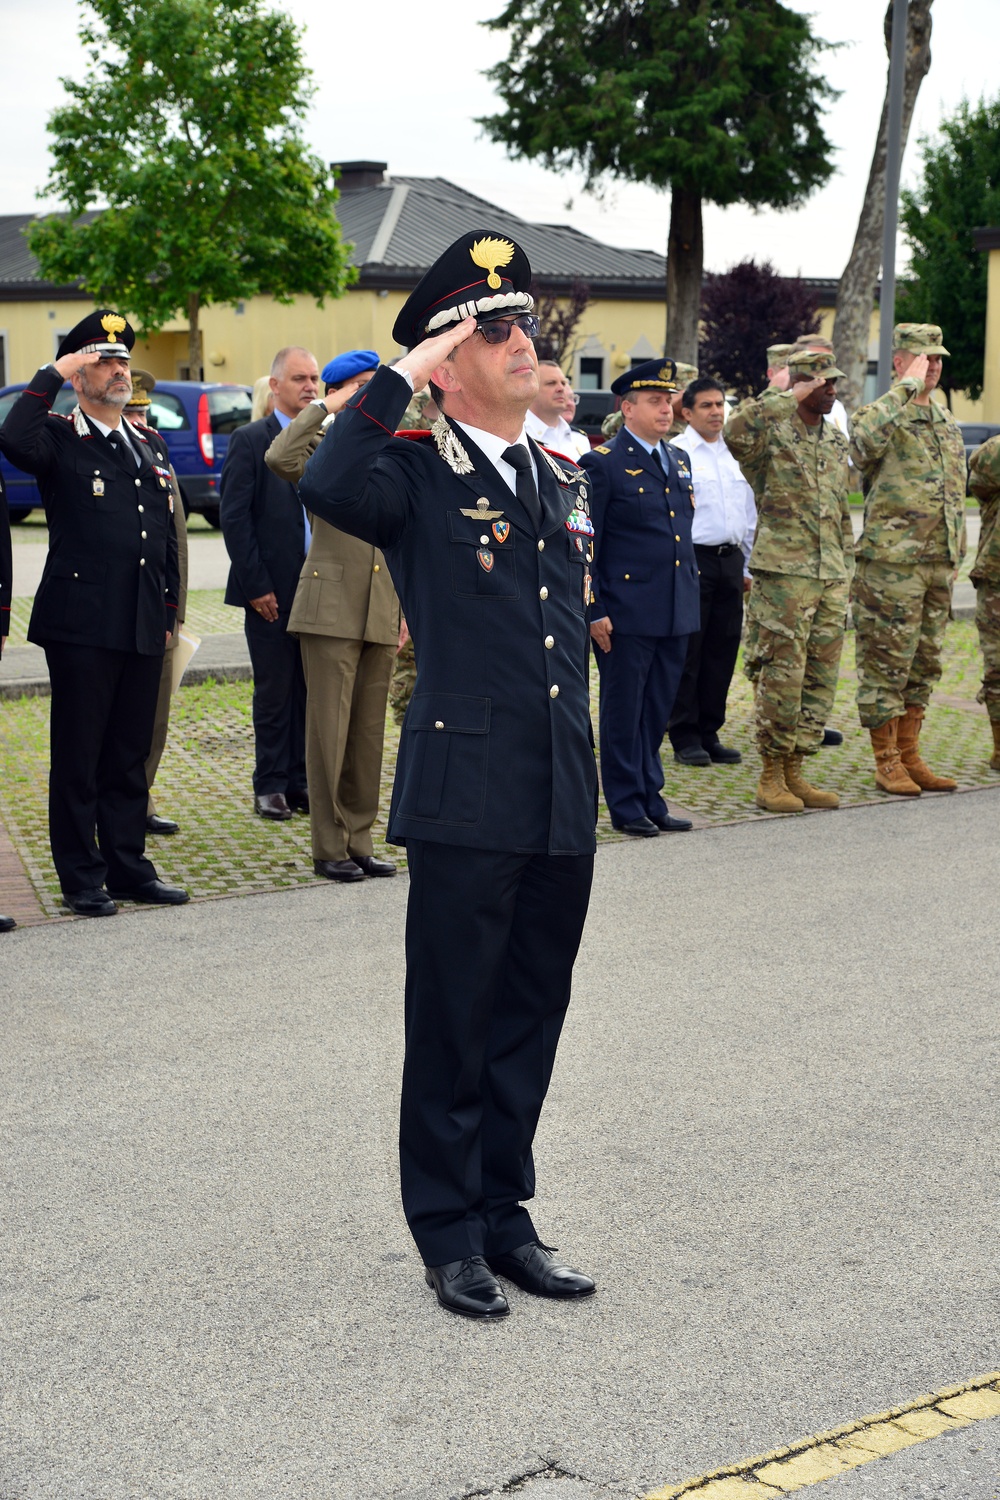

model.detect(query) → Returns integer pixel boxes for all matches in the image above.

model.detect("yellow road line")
[646,1370,1000,1498]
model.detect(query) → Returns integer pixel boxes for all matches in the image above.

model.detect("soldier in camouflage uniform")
[968,434,1000,770]
[850,323,966,795]
[725,348,853,813]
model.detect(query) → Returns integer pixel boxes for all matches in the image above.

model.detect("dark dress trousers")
[580,429,701,826]
[220,413,307,798]
[667,544,746,753]
[0,367,179,893]
[299,366,598,1267]
[0,471,11,649]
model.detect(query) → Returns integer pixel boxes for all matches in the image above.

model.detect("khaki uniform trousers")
[300,633,395,862]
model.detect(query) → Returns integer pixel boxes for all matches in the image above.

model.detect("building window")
[579,356,604,390]
[0,330,7,387]
[53,330,71,360]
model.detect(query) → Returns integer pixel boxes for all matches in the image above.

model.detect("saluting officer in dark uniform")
[581,361,701,836]
[0,468,14,932]
[0,311,188,917]
[300,231,599,1320]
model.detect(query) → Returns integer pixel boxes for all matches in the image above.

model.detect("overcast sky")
[0,0,994,280]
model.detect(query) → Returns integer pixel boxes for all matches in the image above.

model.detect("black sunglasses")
[476,313,540,345]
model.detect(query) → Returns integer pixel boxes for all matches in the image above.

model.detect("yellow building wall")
[979,247,1000,424]
[0,298,93,381]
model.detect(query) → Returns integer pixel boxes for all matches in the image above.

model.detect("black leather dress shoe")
[821,727,844,747]
[650,814,693,832]
[145,814,179,835]
[0,914,17,932]
[704,740,742,764]
[254,792,293,820]
[62,888,117,918]
[107,880,190,905]
[614,817,659,837]
[288,793,310,814]
[351,854,396,877]
[313,858,365,882]
[488,1242,596,1300]
[424,1257,510,1319]
[673,744,711,766]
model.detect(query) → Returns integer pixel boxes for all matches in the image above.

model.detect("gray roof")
[0,169,666,301]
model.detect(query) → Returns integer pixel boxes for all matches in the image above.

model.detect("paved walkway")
[1,791,997,1498]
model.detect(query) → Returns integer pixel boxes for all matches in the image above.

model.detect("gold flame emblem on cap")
[101,312,127,343]
[470,237,515,291]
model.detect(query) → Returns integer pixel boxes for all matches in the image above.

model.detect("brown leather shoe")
[313,858,365,882]
[896,705,956,791]
[254,792,293,820]
[870,720,921,796]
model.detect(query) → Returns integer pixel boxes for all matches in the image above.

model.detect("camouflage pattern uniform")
[725,367,853,757]
[969,434,1000,723]
[389,633,416,726]
[850,333,966,729]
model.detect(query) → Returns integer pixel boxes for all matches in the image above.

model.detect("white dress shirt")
[524,407,589,460]
[89,413,140,465]
[671,426,757,566]
[453,420,538,497]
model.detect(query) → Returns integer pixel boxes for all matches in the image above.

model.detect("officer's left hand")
[590,616,613,653]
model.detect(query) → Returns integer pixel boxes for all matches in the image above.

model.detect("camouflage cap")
[892,322,950,356]
[125,368,156,407]
[674,362,699,388]
[792,333,832,352]
[766,343,794,369]
[787,348,845,381]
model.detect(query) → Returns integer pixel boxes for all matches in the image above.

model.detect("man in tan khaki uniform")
[266,351,400,882]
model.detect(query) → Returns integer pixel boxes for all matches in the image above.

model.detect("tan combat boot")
[870,720,921,796]
[991,721,1000,772]
[897,704,956,791]
[755,755,804,813]
[783,753,840,809]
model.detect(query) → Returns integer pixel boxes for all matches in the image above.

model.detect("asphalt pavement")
[1,789,998,1499]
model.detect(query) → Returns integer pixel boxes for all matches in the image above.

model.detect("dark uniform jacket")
[298,365,598,856]
[220,412,306,613]
[0,366,178,655]
[0,470,11,649]
[580,427,701,637]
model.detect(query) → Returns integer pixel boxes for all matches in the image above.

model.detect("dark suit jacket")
[220,413,305,613]
[0,471,11,652]
[580,426,701,637]
[0,367,178,655]
[298,365,598,857]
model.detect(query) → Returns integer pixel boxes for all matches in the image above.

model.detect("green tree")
[29,0,354,378]
[479,0,837,364]
[897,96,1000,401]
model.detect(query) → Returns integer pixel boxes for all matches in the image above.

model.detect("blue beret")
[321,349,380,386]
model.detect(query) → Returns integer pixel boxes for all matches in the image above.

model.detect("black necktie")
[651,444,666,475]
[502,444,542,531]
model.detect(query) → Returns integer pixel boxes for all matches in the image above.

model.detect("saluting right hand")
[53,351,101,380]
[905,354,930,389]
[395,317,478,391]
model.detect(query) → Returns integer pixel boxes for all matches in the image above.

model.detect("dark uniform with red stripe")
[0,364,179,895]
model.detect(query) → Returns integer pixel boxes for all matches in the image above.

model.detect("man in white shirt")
[524,360,589,459]
[668,377,757,766]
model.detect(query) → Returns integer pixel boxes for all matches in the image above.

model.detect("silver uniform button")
[544,635,554,649]
[139,558,146,566]
[138,504,144,513]
[73,572,79,578]
[141,530,147,539]
[537,539,545,551]
[539,586,548,599]
[434,720,444,729]
[549,684,559,698]
[135,478,141,487]
[480,534,489,544]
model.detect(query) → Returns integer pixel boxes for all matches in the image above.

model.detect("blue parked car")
[0,378,252,527]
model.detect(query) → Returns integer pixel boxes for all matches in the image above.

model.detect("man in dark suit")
[0,311,188,916]
[300,230,598,1320]
[0,469,14,931]
[581,360,701,837]
[221,346,316,819]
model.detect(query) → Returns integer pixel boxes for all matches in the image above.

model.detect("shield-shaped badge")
[492,520,509,544]
[477,547,494,572]
[575,536,584,553]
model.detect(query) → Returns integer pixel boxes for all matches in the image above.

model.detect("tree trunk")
[832,0,933,413]
[666,185,703,365]
[187,291,202,381]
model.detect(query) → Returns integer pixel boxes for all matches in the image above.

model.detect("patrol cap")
[787,348,845,381]
[611,358,680,397]
[766,343,794,369]
[57,309,135,360]
[321,349,379,386]
[673,362,699,389]
[125,369,156,408]
[892,322,950,356]
[791,334,833,352]
[392,230,533,348]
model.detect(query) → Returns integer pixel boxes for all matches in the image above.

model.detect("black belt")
[694,542,740,557]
